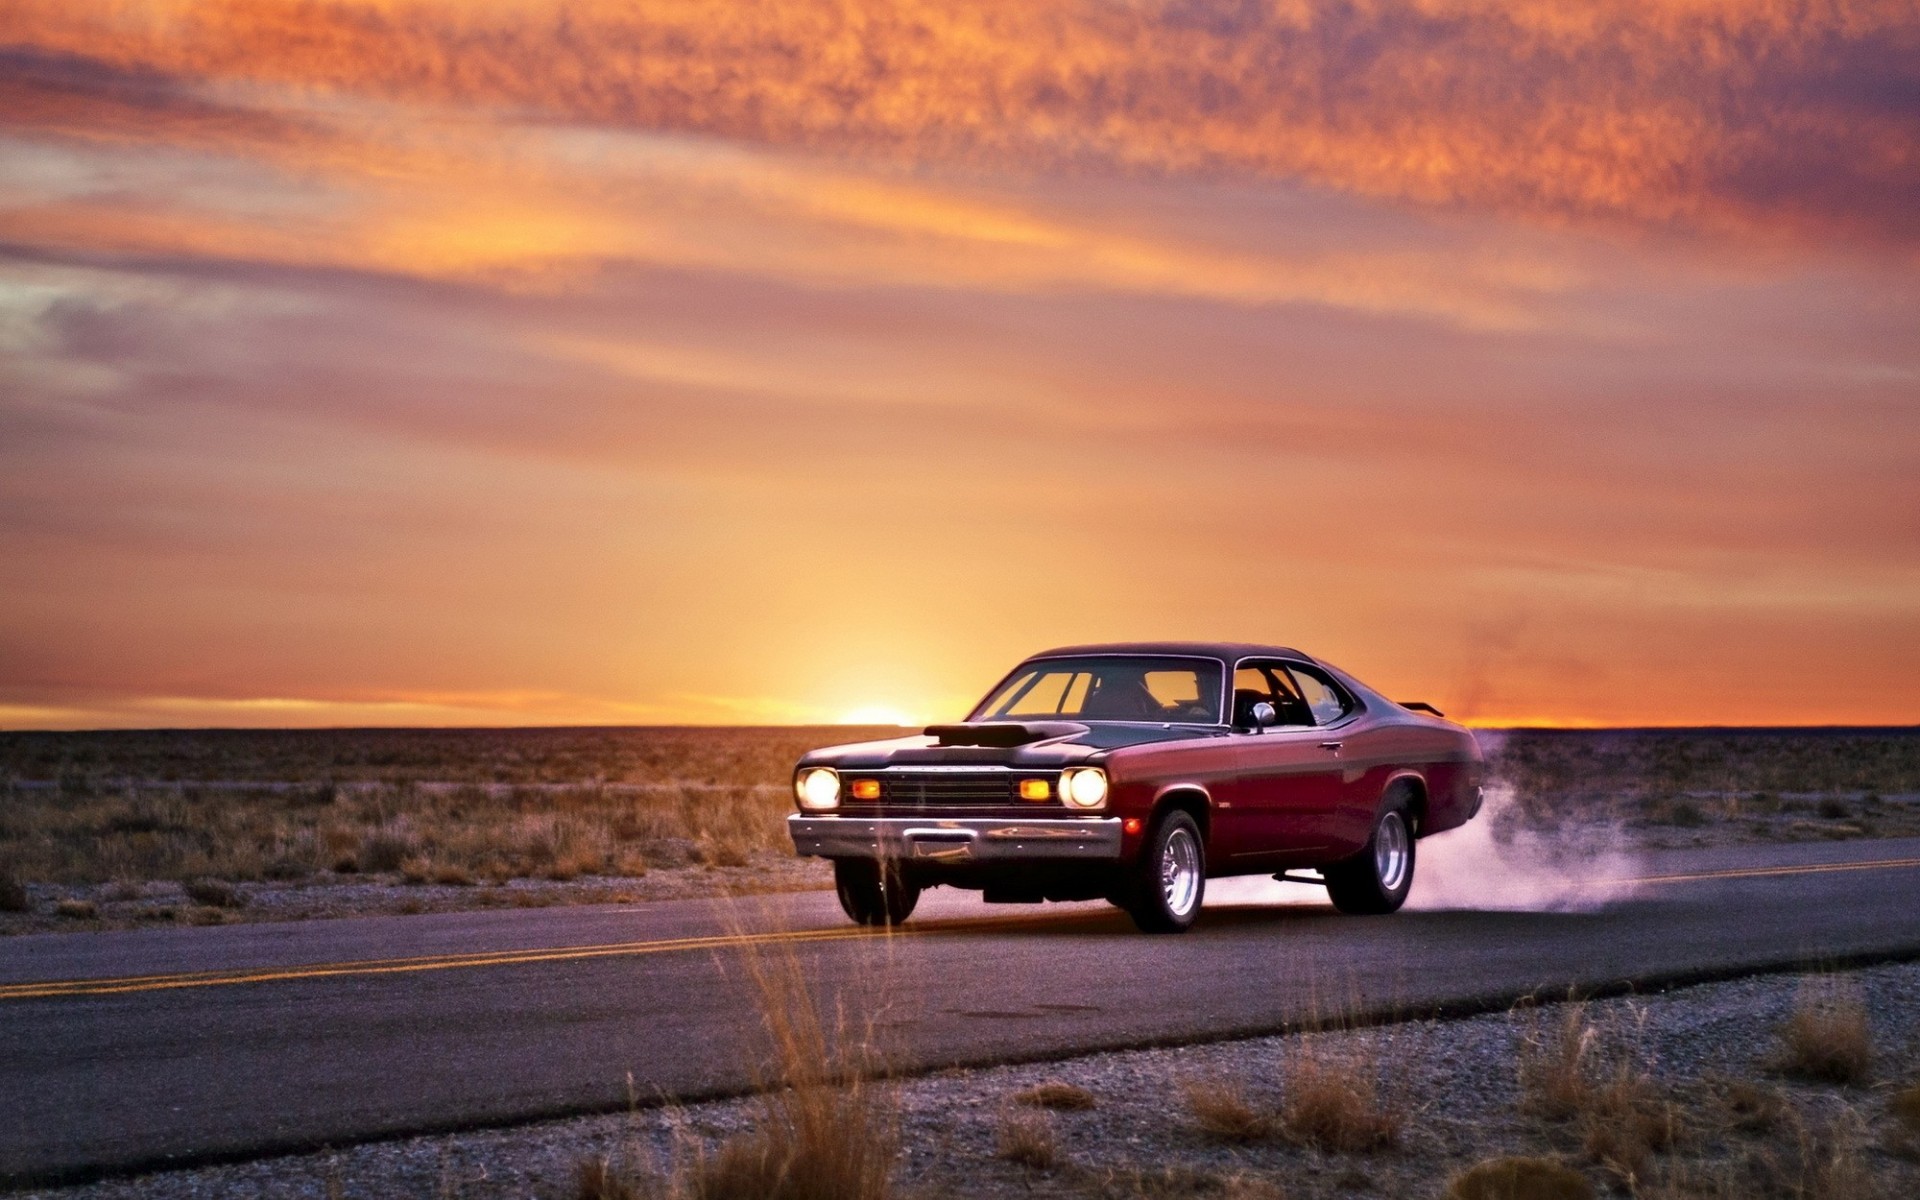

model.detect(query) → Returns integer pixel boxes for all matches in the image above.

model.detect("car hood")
[796,721,1222,770]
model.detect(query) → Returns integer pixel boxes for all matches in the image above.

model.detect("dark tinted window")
[1282,663,1355,725]
[1232,664,1314,727]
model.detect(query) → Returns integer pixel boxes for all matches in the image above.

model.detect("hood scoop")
[924,721,1084,748]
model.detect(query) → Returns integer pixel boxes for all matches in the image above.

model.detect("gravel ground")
[26,962,1920,1200]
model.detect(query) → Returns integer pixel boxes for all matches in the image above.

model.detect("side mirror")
[1249,701,1277,733]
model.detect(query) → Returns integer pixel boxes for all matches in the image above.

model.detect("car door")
[1225,662,1346,865]
[1279,661,1372,853]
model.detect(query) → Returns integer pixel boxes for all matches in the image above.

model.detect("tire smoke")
[1408,782,1643,912]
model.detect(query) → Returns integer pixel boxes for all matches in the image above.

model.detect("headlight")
[1060,767,1109,810]
[795,767,841,810]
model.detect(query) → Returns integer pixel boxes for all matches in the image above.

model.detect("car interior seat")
[1082,677,1160,720]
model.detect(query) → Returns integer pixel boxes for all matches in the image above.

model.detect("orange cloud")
[5,0,1917,246]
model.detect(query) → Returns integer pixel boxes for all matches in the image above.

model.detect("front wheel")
[833,858,921,926]
[1124,811,1206,933]
[1324,803,1415,915]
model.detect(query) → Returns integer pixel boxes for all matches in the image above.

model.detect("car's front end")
[786,716,1163,906]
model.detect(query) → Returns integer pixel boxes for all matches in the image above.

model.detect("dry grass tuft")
[1718,1078,1786,1133]
[1080,1166,1284,1199]
[576,1155,649,1200]
[1775,980,1873,1085]
[996,1106,1057,1170]
[1183,1080,1279,1142]
[54,897,97,919]
[1446,1156,1594,1200]
[1279,1052,1399,1152]
[1579,1070,1681,1185]
[183,878,245,909]
[1014,1081,1097,1111]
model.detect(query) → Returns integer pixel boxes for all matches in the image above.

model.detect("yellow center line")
[0,911,1081,1002]
[1628,856,1920,886]
[7,855,1916,1002]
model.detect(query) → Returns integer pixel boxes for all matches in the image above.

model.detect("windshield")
[970,656,1225,724]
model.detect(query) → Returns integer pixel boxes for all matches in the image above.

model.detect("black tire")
[1124,810,1206,933]
[1324,800,1416,915]
[833,858,921,926]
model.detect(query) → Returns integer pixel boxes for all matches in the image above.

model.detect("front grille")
[848,771,1054,809]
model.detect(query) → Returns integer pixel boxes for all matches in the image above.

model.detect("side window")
[1232,663,1312,727]
[1283,664,1354,725]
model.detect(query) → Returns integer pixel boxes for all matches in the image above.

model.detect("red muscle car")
[788,642,1483,933]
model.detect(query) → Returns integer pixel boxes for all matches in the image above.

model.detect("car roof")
[1024,641,1314,664]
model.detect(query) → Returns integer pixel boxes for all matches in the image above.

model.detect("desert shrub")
[1664,800,1708,828]
[1447,1157,1593,1200]
[55,898,97,919]
[1014,1081,1097,1111]
[183,878,245,908]
[1776,981,1872,1084]
[996,1107,1057,1169]
[0,726,889,890]
[0,868,28,913]
[360,827,416,873]
[1817,797,1853,820]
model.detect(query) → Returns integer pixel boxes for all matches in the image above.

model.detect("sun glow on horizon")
[837,705,922,727]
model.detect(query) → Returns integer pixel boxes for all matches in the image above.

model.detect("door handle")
[1319,741,1343,753]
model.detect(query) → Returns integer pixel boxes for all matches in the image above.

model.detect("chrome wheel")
[1373,811,1410,893]
[1161,827,1201,918]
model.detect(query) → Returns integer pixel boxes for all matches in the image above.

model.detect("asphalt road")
[4,836,1919,1185]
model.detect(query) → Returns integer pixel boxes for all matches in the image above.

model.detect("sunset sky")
[2,0,1917,729]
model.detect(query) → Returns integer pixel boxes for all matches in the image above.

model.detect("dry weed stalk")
[1774,979,1873,1085]
[672,934,896,1200]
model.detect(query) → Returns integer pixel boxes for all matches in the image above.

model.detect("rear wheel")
[1324,802,1415,915]
[1124,811,1206,933]
[833,858,921,926]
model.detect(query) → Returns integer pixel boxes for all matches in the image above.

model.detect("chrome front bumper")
[788,814,1124,863]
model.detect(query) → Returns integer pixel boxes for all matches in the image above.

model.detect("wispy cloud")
[8,0,1917,245]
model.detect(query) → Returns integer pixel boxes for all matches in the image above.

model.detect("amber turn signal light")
[1018,778,1052,801]
[849,778,881,801]
[1123,818,1144,835]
